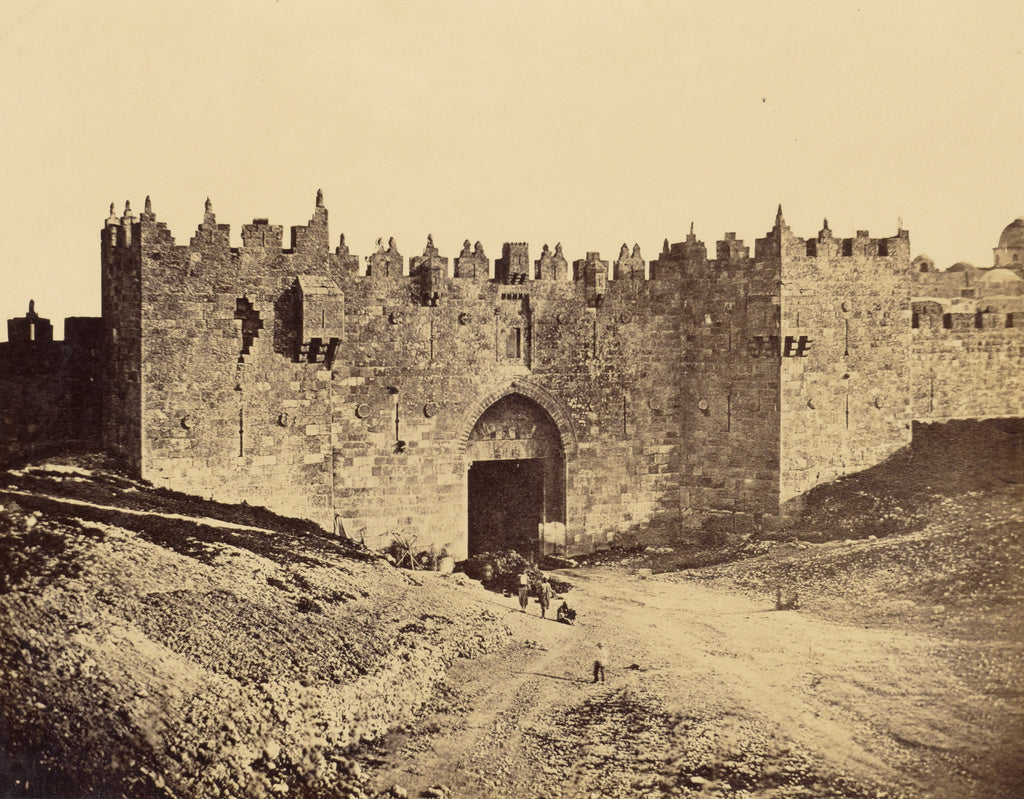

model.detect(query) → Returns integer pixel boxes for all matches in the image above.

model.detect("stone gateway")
[3,195,1022,559]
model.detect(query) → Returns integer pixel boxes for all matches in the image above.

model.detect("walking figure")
[518,571,529,612]
[593,642,607,684]
[538,578,553,618]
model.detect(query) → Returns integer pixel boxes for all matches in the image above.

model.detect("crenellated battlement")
[103,195,915,303]
[5,300,53,346]
[752,207,911,263]
[911,299,1022,332]
[82,190,1024,555]
[572,252,609,306]
[288,190,329,254]
[187,198,232,250]
[909,300,1024,424]
[242,218,284,250]
[536,243,568,282]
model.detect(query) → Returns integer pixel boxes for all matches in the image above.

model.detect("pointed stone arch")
[456,379,578,457]
[458,380,575,558]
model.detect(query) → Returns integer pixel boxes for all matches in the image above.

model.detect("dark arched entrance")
[465,393,566,558]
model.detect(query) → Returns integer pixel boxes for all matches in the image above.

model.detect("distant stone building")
[994,216,1024,272]
[908,217,1024,428]
[3,200,1023,558]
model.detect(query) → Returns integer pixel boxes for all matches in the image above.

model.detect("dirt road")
[364,567,1022,799]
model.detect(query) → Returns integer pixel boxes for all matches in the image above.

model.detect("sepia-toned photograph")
[1,2,1022,797]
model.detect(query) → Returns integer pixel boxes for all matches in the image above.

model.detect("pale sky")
[1,0,1022,338]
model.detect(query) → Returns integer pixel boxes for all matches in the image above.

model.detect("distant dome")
[912,254,935,272]
[977,267,1023,283]
[947,262,976,273]
[998,217,1024,250]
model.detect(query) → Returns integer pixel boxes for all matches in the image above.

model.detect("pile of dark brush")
[458,550,572,596]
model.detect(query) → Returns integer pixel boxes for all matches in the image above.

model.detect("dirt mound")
[679,421,1024,640]
[785,418,1024,541]
[1,460,368,566]
[0,462,512,798]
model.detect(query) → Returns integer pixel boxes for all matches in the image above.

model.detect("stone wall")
[650,226,782,534]
[86,195,1024,554]
[910,305,1024,421]
[908,260,1024,422]
[0,313,102,465]
[103,196,698,557]
[116,199,337,529]
[778,224,914,506]
[102,203,144,471]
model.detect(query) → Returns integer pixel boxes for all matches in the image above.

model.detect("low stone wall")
[0,322,102,466]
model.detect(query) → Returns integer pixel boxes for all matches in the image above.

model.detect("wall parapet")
[107,196,918,289]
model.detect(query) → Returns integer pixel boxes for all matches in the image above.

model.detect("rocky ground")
[361,557,1023,799]
[1,419,1022,798]
[0,462,510,798]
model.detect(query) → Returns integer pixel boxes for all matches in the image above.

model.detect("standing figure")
[518,571,530,612]
[538,578,553,619]
[593,642,607,684]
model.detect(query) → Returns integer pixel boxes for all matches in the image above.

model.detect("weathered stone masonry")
[0,304,102,462]
[4,196,1022,558]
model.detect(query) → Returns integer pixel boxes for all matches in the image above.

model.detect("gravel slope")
[0,463,510,798]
